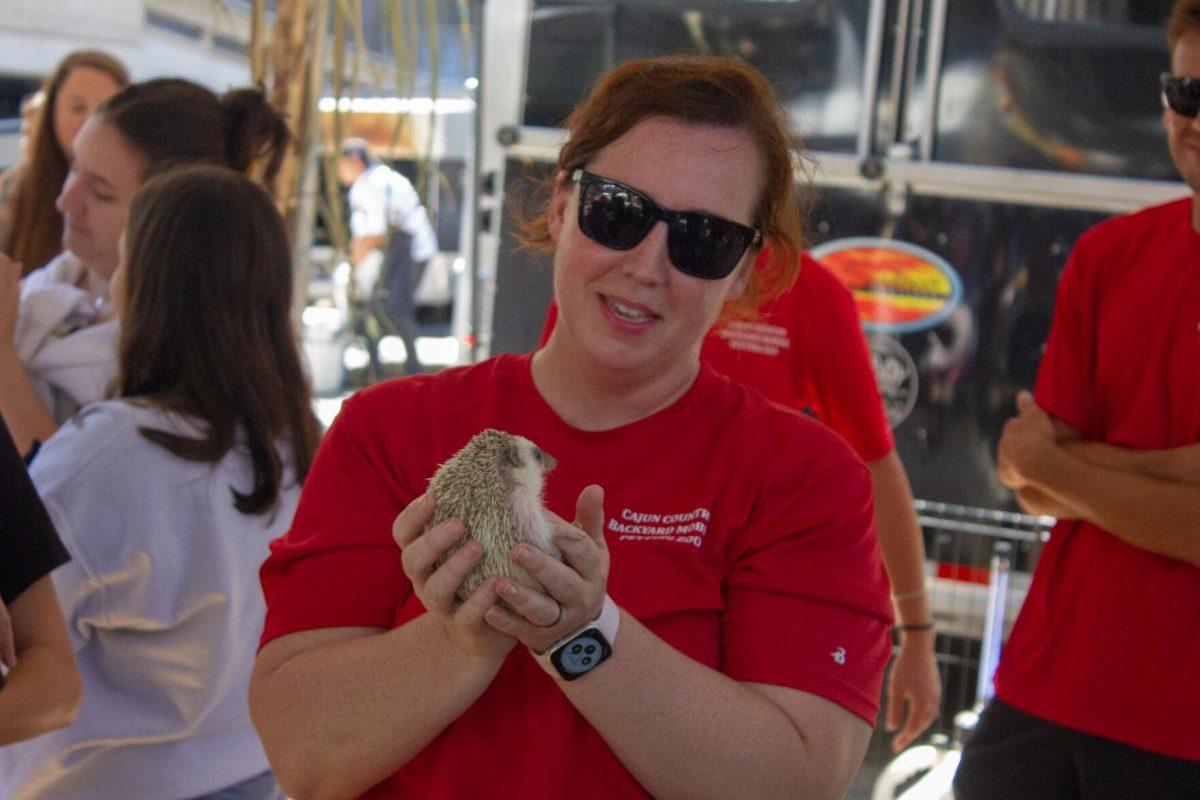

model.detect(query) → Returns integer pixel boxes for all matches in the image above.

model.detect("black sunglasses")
[571,169,762,281]
[1161,73,1200,119]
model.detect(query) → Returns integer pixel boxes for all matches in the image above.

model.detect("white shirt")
[16,252,117,421]
[0,401,299,799]
[348,163,439,262]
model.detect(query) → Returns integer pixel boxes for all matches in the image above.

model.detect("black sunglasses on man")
[1161,72,1200,118]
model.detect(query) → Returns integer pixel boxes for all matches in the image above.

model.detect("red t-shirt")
[260,354,892,798]
[993,198,1200,760]
[539,253,895,462]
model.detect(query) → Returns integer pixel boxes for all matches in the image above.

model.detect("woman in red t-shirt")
[251,56,893,800]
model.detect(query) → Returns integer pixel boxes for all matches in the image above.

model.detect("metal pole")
[886,0,914,146]
[919,0,949,162]
[857,0,889,159]
[976,541,1013,707]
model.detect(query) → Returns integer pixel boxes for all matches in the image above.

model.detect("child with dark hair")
[0,166,320,800]
[0,78,291,458]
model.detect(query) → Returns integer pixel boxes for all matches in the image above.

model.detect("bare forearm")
[1028,447,1200,566]
[0,348,57,456]
[867,453,931,626]
[557,612,866,800]
[250,616,505,800]
[1064,440,1200,484]
[0,644,82,745]
[1013,485,1076,519]
[349,235,385,266]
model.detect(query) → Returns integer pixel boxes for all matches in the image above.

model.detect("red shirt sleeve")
[799,257,895,462]
[259,393,416,647]
[721,428,893,724]
[1034,241,1094,435]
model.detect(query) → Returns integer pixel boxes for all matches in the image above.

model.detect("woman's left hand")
[484,484,609,654]
[885,634,942,752]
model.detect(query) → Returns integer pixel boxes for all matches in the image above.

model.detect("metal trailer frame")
[470,0,1189,360]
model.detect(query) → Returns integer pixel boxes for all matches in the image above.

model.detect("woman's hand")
[0,252,23,349]
[393,493,517,664]
[884,633,942,751]
[484,484,609,654]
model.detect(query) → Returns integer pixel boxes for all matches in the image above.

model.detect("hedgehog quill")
[429,429,559,602]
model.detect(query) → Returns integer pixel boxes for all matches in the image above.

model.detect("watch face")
[550,628,612,681]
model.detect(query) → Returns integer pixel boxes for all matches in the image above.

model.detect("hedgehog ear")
[504,442,523,467]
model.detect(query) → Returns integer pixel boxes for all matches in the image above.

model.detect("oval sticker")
[810,237,963,334]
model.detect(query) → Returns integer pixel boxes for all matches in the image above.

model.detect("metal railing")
[872,503,1053,800]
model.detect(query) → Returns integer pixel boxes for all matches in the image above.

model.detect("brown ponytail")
[97,79,291,188]
[220,88,290,192]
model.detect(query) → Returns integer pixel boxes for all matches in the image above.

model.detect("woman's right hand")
[393,493,517,663]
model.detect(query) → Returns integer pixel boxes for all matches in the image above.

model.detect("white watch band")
[535,593,620,674]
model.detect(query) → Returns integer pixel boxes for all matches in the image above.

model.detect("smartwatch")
[538,594,620,681]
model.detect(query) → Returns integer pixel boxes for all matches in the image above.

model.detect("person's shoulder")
[344,355,526,420]
[798,252,859,314]
[30,401,152,495]
[1066,197,1193,287]
[754,252,855,321]
[799,251,848,291]
[364,162,408,188]
[1079,196,1192,249]
[705,367,862,466]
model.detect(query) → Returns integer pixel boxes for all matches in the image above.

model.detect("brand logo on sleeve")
[831,647,847,665]
[607,507,711,548]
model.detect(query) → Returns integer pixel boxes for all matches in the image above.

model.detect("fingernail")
[512,545,528,563]
[500,581,517,597]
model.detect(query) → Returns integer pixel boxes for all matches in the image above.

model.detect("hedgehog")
[429,429,559,602]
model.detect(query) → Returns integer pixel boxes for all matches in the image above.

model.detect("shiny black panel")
[809,186,1107,511]
[932,1,1175,178]
[525,0,873,152]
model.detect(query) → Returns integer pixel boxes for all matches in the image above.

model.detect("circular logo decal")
[869,335,918,429]
[811,237,963,334]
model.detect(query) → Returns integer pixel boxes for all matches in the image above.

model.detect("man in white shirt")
[336,138,438,375]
